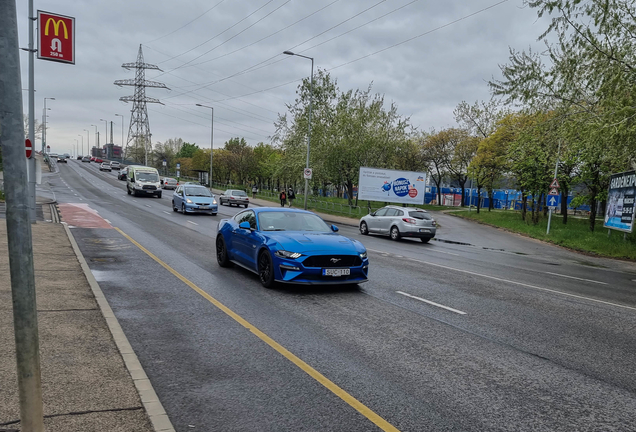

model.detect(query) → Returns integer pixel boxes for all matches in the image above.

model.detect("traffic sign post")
[37,10,75,64]
[303,168,313,180]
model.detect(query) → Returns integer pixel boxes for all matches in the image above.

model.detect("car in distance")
[110,161,121,170]
[216,208,369,288]
[95,157,104,163]
[99,162,112,172]
[161,177,178,190]
[82,156,90,163]
[219,189,249,207]
[126,165,162,198]
[117,167,128,180]
[359,205,436,243]
[56,155,67,163]
[172,185,218,215]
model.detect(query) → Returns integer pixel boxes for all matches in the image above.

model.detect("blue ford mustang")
[216,207,369,287]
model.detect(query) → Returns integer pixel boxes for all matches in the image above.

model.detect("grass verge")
[452,209,636,260]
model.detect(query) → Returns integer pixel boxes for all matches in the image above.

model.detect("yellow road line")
[114,227,400,432]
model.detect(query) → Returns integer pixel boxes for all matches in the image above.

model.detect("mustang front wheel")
[216,237,233,267]
[258,251,275,288]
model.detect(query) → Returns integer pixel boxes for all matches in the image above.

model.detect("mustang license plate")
[322,268,350,277]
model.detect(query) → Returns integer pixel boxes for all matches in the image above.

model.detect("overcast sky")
[17,0,550,156]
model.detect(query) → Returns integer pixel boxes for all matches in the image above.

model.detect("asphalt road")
[48,159,636,431]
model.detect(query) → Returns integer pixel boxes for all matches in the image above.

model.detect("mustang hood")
[267,232,360,254]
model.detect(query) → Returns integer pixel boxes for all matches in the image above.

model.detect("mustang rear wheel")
[258,251,275,288]
[216,237,233,267]
[360,221,369,235]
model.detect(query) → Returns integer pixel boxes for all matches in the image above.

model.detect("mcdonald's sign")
[37,10,75,64]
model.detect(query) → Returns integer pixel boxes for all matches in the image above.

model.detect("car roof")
[252,207,314,215]
[383,205,428,212]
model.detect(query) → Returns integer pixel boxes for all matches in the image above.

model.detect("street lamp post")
[74,139,78,157]
[115,113,125,161]
[99,118,108,143]
[83,129,90,156]
[43,97,55,153]
[78,134,83,156]
[283,50,314,210]
[196,104,214,187]
[91,124,98,151]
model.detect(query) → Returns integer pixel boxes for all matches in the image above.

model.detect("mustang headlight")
[359,251,368,259]
[275,250,302,259]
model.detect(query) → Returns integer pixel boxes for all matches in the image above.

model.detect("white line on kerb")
[545,271,607,285]
[365,249,636,312]
[397,291,467,315]
[187,221,198,225]
[144,204,152,208]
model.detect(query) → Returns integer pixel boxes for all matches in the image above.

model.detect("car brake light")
[230,196,235,199]
[246,198,249,201]
[402,218,416,224]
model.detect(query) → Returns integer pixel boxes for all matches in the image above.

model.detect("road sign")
[162,160,167,166]
[176,170,180,178]
[25,139,32,159]
[548,187,559,196]
[37,11,75,64]
[303,168,313,180]
[549,178,560,189]
[176,163,180,169]
[548,195,558,207]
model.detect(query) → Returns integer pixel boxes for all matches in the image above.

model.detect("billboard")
[38,11,75,64]
[604,170,636,233]
[358,167,426,205]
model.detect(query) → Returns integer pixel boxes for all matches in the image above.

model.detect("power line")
[154,0,278,68]
[144,0,226,44]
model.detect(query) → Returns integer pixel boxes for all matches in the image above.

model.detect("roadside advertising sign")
[604,170,636,233]
[37,11,75,64]
[358,167,426,205]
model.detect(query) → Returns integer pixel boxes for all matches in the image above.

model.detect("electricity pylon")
[114,44,169,165]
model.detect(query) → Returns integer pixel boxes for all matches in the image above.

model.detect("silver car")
[161,177,178,189]
[99,162,112,172]
[219,189,249,207]
[359,205,436,243]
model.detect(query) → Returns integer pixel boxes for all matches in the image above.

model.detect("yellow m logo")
[44,18,68,39]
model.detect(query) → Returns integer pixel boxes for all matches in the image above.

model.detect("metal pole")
[546,139,561,235]
[196,104,214,186]
[26,0,37,222]
[78,134,83,156]
[0,1,45,429]
[304,57,313,210]
[84,129,90,156]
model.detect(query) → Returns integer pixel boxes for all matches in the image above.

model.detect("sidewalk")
[1,172,170,430]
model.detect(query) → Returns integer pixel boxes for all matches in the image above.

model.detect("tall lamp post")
[99,118,108,143]
[73,139,78,157]
[43,97,55,153]
[78,134,83,156]
[196,104,214,187]
[115,113,125,161]
[283,50,314,210]
[83,129,90,157]
[91,124,98,151]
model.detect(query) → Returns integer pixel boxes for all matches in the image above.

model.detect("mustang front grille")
[303,255,362,268]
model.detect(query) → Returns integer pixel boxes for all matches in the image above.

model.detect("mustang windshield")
[185,187,212,197]
[259,211,331,232]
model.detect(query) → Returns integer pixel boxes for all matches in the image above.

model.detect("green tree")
[176,142,199,159]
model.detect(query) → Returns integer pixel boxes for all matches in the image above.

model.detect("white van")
[126,166,162,198]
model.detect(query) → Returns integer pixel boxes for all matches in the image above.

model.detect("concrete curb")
[63,224,175,432]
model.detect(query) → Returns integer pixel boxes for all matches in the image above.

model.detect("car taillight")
[246,198,249,201]
[402,218,416,224]
[230,196,235,199]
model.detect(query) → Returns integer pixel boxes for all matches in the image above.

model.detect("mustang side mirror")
[331,225,339,232]
[239,221,252,230]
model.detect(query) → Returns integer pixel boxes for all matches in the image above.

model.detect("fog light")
[280,264,300,271]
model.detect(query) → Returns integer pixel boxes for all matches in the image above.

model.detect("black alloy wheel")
[258,251,275,288]
[360,221,369,235]
[172,201,178,212]
[216,237,233,267]
[181,204,186,214]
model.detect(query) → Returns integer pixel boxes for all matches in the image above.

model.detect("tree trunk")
[459,178,467,207]
[589,194,597,232]
[560,187,568,224]
[487,189,494,211]
[543,193,548,217]
[476,186,482,213]
[435,179,442,206]
[521,190,527,222]
[345,180,354,206]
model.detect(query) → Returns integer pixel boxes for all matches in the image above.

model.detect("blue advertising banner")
[358,167,426,205]
[604,170,636,233]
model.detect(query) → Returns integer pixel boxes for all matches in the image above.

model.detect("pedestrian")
[279,190,287,207]
[288,188,295,207]
[252,185,257,198]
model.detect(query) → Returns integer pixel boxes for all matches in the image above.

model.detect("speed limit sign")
[303,168,313,179]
